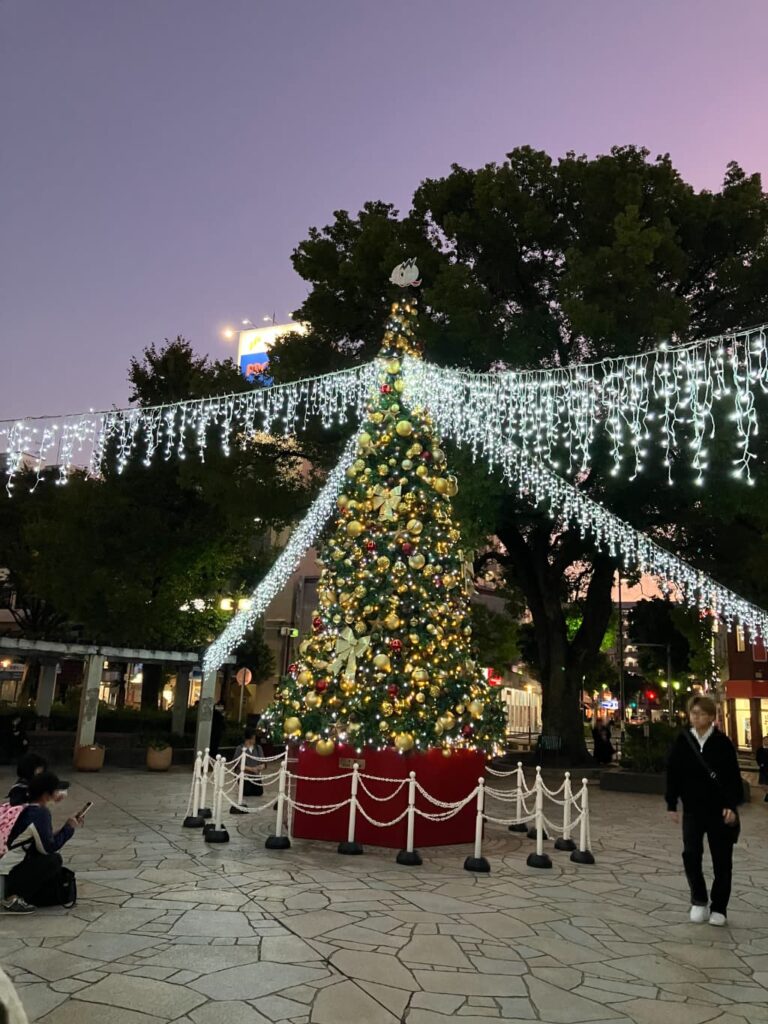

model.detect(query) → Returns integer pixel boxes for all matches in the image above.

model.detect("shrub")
[621,721,681,774]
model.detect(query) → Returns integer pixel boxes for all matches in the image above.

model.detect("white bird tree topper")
[390,258,421,287]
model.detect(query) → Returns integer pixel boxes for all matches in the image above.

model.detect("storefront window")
[735,698,751,748]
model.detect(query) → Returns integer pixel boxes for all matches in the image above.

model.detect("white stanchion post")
[464,778,490,873]
[338,762,363,855]
[230,749,248,815]
[527,766,549,841]
[396,771,422,866]
[508,761,528,833]
[183,751,204,828]
[198,747,212,819]
[570,778,596,864]
[265,758,291,850]
[526,768,552,868]
[554,772,577,852]
[204,756,230,844]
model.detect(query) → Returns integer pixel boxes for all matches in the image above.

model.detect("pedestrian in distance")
[666,695,743,927]
[209,703,226,758]
[592,718,614,765]
[2,771,83,913]
[233,727,264,797]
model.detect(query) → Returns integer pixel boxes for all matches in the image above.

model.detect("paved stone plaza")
[2,767,768,1024]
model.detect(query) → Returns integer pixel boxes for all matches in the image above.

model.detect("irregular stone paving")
[2,766,768,1024]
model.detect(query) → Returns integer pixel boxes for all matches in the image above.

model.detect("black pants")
[682,812,735,915]
[6,852,62,905]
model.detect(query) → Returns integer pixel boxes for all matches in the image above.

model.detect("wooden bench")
[535,734,563,766]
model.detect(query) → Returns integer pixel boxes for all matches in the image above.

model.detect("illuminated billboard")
[237,322,307,381]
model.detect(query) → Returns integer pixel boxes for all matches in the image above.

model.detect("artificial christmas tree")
[262,264,505,845]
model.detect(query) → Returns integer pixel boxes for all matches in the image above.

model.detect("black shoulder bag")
[683,730,741,841]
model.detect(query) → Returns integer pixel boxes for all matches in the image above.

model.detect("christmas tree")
[263,267,505,757]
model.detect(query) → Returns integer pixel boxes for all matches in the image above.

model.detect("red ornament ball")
[420,450,432,461]
[462,724,474,737]
[315,678,329,693]
[365,540,376,552]
[312,616,324,631]
[288,662,298,675]
[434,576,443,588]
[380,384,392,394]
[387,684,399,698]
[389,638,403,653]
[401,542,414,556]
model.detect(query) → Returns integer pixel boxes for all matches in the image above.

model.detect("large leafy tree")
[268,146,768,760]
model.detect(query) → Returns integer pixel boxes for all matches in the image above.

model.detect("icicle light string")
[0,362,379,495]
[202,428,363,673]
[402,322,768,485]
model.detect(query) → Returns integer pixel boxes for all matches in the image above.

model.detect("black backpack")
[34,866,77,908]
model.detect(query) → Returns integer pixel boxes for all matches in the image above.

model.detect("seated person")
[8,753,48,805]
[234,728,264,797]
[2,772,82,913]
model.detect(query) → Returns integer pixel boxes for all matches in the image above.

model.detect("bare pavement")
[2,767,768,1024]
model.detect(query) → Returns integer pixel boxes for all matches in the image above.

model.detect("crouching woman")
[2,772,81,913]
[666,695,743,927]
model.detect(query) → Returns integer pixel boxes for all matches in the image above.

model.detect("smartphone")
[76,801,93,819]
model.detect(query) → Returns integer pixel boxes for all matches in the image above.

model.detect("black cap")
[28,771,65,800]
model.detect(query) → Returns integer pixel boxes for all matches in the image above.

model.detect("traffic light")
[646,690,657,701]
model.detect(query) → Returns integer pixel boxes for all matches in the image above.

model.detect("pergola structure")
[0,636,234,754]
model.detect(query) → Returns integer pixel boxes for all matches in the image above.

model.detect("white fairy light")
[202,427,363,672]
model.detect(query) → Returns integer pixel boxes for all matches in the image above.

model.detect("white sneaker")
[709,912,727,927]
[690,905,710,923]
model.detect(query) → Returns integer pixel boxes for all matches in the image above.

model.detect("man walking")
[666,695,743,927]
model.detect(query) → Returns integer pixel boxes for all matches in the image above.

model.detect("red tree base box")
[290,744,485,848]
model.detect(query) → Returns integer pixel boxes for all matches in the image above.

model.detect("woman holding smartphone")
[1,772,84,914]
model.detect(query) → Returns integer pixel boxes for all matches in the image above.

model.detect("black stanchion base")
[337,840,364,855]
[199,808,212,819]
[526,852,553,869]
[202,821,215,834]
[554,837,577,852]
[182,815,204,829]
[570,849,596,865]
[508,823,528,833]
[464,855,491,873]
[204,828,229,844]
[527,827,549,841]
[229,805,248,815]
[396,849,423,866]
[265,835,291,850]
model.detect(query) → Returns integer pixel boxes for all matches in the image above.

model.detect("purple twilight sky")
[1,0,767,420]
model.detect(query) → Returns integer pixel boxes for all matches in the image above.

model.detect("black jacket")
[665,727,743,814]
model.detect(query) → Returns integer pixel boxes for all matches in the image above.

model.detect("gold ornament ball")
[386,358,401,374]
[434,721,444,736]
[380,701,393,716]
[439,712,456,731]
[346,520,364,538]
[469,699,485,719]
[432,476,449,495]
[408,553,426,570]
[394,732,415,752]
[354,619,367,634]
[429,685,441,697]
[394,379,405,392]
[412,667,429,683]
[376,555,391,571]
[455,703,466,715]
[442,747,453,758]
[340,677,355,694]
[337,495,349,509]
[379,720,390,733]
[305,691,322,709]
[432,448,446,464]
[378,464,389,477]
[380,433,392,445]
[332,549,345,562]
[415,691,426,704]
[406,518,423,534]
[407,443,421,457]
[283,716,302,737]
[358,432,372,447]
[401,458,413,471]
[373,653,392,672]
[297,670,313,686]
[395,420,413,438]
[316,738,335,757]
[383,612,401,630]
[416,465,429,478]
[446,475,459,497]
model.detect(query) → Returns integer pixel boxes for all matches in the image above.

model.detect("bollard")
[554,772,577,852]
[527,766,549,841]
[396,771,423,866]
[570,779,596,865]
[338,763,364,855]
[526,769,552,868]
[265,759,291,850]
[204,756,230,843]
[198,747,212,820]
[508,761,528,833]
[464,778,490,873]
[183,751,205,828]
[230,748,248,815]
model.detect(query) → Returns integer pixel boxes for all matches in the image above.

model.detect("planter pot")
[146,745,173,771]
[75,745,105,772]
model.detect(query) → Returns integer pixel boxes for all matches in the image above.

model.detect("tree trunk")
[141,663,163,710]
[498,523,617,764]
